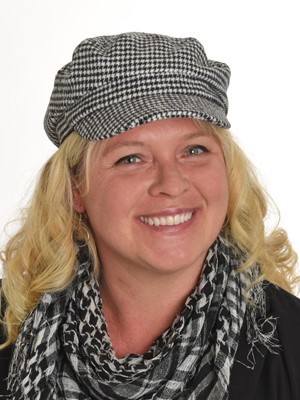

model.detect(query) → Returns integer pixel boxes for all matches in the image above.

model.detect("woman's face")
[76,118,228,276]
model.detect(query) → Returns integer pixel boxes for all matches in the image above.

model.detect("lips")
[140,211,193,227]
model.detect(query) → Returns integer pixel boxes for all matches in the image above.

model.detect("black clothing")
[229,283,300,400]
[0,341,11,398]
[1,283,300,399]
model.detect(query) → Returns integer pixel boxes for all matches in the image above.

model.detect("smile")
[140,212,193,227]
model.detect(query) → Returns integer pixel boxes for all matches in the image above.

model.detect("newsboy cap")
[44,32,231,147]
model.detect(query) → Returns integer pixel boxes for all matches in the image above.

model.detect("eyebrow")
[102,140,147,155]
[103,130,210,155]
[184,131,210,139]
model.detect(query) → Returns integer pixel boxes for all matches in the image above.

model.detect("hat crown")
[62,33,215,95]
[45,32,231,147]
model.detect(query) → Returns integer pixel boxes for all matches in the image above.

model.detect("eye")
[185,145,208,156]
[115,154,142,165]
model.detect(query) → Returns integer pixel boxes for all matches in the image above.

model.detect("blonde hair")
[1,122,299,348]
[198,121,298,292]
[0,133,100,348]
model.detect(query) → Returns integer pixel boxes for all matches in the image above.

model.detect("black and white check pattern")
[8,237,269,400]
[44,32,231,147]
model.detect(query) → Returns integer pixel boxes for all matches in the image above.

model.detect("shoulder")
[264,282,300,355]
[264,281,300,319]
[265,283,300,391]
[0,280,13,397]
[264,282,300,362]
[229,282,300,400]
[0,343,12,397]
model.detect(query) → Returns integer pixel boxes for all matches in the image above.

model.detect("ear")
[73,189,86,213]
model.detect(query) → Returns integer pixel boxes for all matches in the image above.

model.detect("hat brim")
[69,93,230,143]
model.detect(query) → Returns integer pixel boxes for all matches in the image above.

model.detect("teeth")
[154,217,160,226]
[140,212,192,227]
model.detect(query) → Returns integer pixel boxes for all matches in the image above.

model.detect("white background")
[0,0,299,275]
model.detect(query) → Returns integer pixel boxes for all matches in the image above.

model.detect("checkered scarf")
[8,237,263,399]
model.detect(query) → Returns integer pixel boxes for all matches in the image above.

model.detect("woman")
[1,32,300,400]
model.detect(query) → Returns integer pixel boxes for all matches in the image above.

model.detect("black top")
[229,283,300,400]
[1,282,300,399]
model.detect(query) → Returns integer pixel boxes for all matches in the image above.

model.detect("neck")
[99,260,204,358]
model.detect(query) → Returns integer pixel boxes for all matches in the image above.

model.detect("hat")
[44,32,231,147]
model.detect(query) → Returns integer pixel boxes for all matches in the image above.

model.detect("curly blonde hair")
[1,121,298,348]
[204,122,298,291]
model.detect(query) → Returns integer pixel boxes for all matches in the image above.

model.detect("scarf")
[8,237,271,400]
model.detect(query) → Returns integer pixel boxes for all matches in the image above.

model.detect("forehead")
[89,118,218,162]
[105,118,213,146]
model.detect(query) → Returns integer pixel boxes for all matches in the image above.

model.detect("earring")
[73,213,90,246]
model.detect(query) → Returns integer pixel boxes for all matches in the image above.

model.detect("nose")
[148,160,190,198]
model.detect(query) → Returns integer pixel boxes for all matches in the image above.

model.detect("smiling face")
[75,118,229,278]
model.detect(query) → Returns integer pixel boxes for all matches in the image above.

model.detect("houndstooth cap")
[44,32,231,147]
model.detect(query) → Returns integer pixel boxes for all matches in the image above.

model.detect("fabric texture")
[229,283,300,400]
[7,236,274,400]
[3,283,300,400]
[44,32,231,147]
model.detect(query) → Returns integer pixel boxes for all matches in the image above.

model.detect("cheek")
[84,173,143,222]
[215,171,229,207]
[214,172,229,203]
[198,164,229,209]
[82,173,112,221]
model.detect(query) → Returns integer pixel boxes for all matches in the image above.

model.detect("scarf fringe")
[237,281,281,370]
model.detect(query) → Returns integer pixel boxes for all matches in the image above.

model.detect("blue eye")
[186,145,208,155]
[116,154,141,164]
